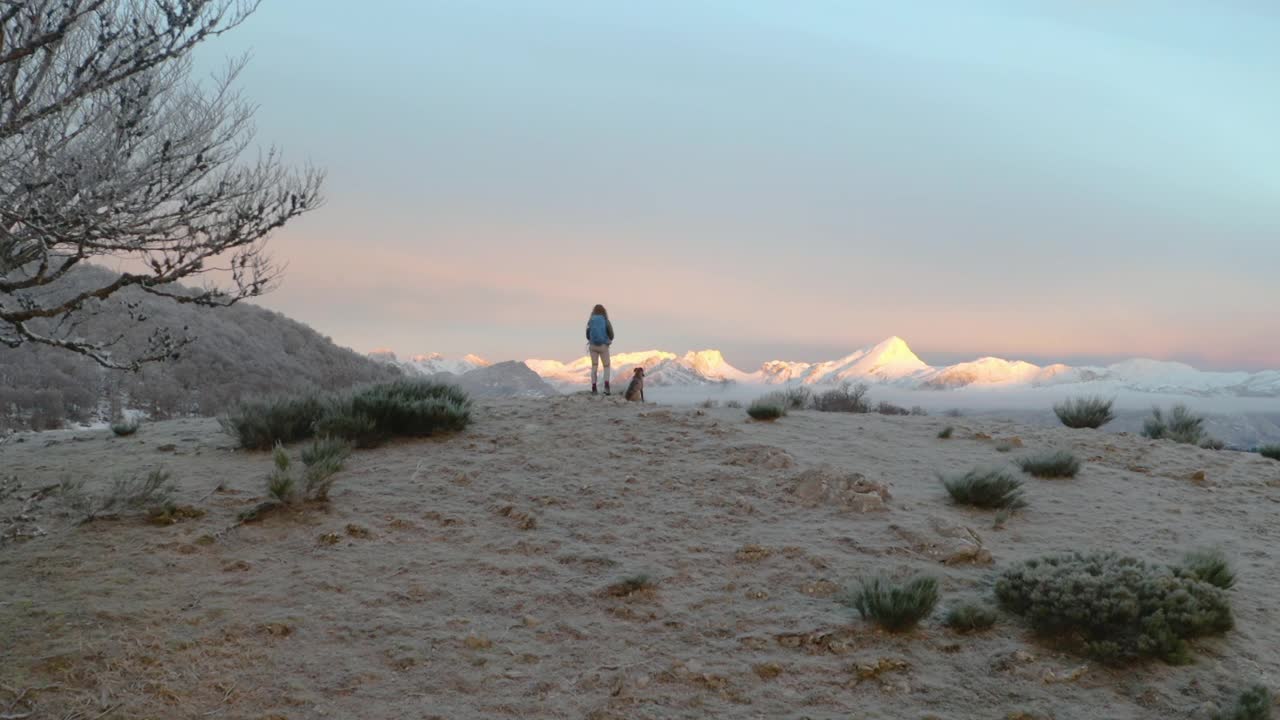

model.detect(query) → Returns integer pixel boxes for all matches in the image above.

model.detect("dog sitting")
[624,366,645,402]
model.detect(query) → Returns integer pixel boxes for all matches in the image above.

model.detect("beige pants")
[589,344,611,385]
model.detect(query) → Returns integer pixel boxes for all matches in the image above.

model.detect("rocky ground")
[2,395,1278,719]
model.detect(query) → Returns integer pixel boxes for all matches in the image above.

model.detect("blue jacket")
[586,314,614,345]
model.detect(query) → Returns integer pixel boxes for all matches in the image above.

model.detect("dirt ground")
[2,395,1278,719]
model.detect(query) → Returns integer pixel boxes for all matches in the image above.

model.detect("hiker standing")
[586,304,614,395]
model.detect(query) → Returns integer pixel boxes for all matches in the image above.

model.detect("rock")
[724,444,795,469]
[849,491,885,512]
[789,464,891,511]
[1042,664,1089,684]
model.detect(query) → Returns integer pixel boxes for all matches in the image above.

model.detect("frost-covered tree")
[0,0,323,369]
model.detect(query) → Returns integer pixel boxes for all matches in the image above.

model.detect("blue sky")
[200,1,1279,369]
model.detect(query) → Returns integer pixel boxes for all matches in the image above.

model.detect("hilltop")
[3,396,1278,718]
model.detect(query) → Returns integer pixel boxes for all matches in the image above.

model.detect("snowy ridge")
[370,338,1280,399]
[370,350,491,377]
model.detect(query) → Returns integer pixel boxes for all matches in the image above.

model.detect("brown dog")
[624,366,645,402]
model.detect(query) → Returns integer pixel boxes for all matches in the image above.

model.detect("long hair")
[590,304,607,319]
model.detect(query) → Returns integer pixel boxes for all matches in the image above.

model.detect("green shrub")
[110,418,140,436]
[265,438,351,505]
[937,426,954,439]
[267,443,297,503]
[1142,404,1206,445]
[1017,450,1081,479]
[941,467,1026,509]
[910,406,929,416]
[343,380,471,440]
[841,575,939,632]
[943,602,997,632]
[266,467,296,503]
[1214,684,1272,720]
[995,551,1233,664]
[220,381,471,450]
[301,435,352,468]
[812,382,871,413]
[1177,548,1235,590]
[1053,396,1115,429]
[1258,445,1280,461]
[1200,437,1226,450]
[301,437,352,501]
[725,400,743,409]
[220,394,327,450]
[747,398,786,421]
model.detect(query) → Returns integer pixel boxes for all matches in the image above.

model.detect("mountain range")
[373,336,1280,399]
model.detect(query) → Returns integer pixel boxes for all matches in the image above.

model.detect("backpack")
[587,314,610,345]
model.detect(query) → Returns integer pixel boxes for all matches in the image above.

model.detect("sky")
[197,1,1280,371]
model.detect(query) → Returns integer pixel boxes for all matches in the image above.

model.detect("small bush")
[301,437,352,501]
[266,439,351,505]
[1200,437,1226,450]
[699,398,720,409]
[994,440,1016,453]
[60,469,175,522]
[725,400,742,409]
[840,575,939,632]
[877,401,910,416]
[220,394,327,450]
[604,574,656,598]
[1258,445,1280,461]
[781,386,812,410]
[313,410,382,448]
[110,418,140,437]
[812,382,871,413]
[1053,396,1115,429]
[266,467,295,503]
[1214,684,1272,720]
[343,380,471,440]
[910,406,928,416]
[937,426,954,439]
[941,467,1026,509]
[1017,450,1081,479]
[1177,548,1235,590]
[943,602,997,632]
[1142,404,1206,445]
[747,398,786,421]
[996,551,1234,664]
[220,380,471,450]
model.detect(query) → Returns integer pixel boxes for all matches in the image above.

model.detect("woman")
[585,304,615,395]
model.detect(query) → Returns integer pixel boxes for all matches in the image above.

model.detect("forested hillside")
[1,265,399,431]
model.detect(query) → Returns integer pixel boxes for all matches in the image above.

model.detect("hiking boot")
[603,382,611,396]
[591,384,598,394]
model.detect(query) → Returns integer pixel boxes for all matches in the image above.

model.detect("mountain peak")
[814,336,928,382]
[870,335,915,357]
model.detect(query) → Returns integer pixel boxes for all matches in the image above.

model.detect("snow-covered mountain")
[372,338,1280,399]
[368,351,555,398]
[369,350,490,377]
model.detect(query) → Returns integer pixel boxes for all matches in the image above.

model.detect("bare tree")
[0,0,323,369]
